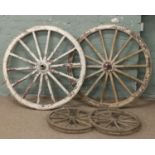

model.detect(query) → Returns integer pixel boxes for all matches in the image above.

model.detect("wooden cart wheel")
[69,24,152,107]
[47,108,92,133]
[90,109,141,135]
[3,26,86,110]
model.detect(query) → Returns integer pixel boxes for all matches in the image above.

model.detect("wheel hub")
[103,62,113,71]
[40,64,46,70]
[37,61,49,74]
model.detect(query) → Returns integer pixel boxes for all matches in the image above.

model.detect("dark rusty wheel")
[90,108,141,135]
[68,24,152,108]
[47,108,92,134]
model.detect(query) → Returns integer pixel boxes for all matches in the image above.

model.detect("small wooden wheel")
[3,26,86,110]
[71,24,152,107]
[90,109,141,135]
[47,108,92,133]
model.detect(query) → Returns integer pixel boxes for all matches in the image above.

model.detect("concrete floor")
[0,96,155,138]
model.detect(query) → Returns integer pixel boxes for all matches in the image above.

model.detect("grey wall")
[0,15,141,95]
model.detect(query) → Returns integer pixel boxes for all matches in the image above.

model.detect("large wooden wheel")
[47,108,92,133]
[90,109,141,135]
[3,26,86,110]
[73,25,152,107]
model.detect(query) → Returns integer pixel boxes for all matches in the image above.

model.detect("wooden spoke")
[52,47,75,63]
[53,118,69,124]
[52,69,78,82]
[76,119,91,126]
[47,36,65,60]
[114,121,121,129]
[112,36,132,63]
[119,119,137,124]
[50,115,68,119]
[98,119,112,125]
[100,72,108,103]
[44,30,51,60]
[9,53,36,65]
[99,30,108,60]
[93,117,110,122]
[115,48,144,64]
[45,74,56,103]
[23,73,40,98]
[119,115,132,120]
[51,63,81,68]
[48,72,69,95]
[11,70,37,87]
[90,109,141,135]
[93,111,111,118]
[85,69,103,79]
[32,31,42,60]
[48,108,92,133]
[37,74,43,104]
[109,29,118,60]
[115,68,144,84]
[85,72,105,96]
[7,67,35,71]
[77,116,88,121]
[112,72,132,95]
[85,38,105,62]
[87,65,102,68]
[85,55,102,65]
[19,39,39,62]
[52,111,69,117]
[103,120,113,128]
[117,121,132,128]
[109,72,118,102]
[115,64,147,69]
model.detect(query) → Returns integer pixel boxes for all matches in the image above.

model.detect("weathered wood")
[109,29,118,60]
[32,31,42,60]
[47,108,92,134]
[47,36,65,61]
[90,109,141,135]
[3,25,86,110]
[10,53,36,65]
[44,30,51,60]
[112,36,133,63]
[19,39,39,62]
[85,72,105,96]
[85,38,105,62]
[45,74,56,102]
[52,47,75,63]
[76,24,152,108]
[99,30,108,60]
[48,72,69,95]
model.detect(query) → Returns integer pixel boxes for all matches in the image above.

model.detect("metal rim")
[47,108,92,134]
[90,108,141,135]
[3,26,86,110]
[73,24,152,107]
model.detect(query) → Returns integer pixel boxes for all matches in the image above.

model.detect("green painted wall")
[0,15,141,96]
[141,15,155,98]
